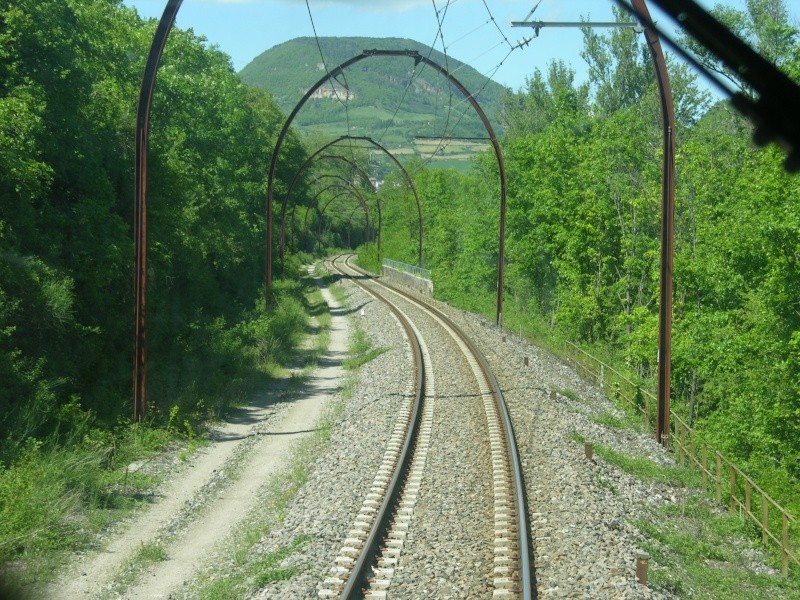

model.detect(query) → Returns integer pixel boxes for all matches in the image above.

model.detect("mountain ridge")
[238,36,508,158]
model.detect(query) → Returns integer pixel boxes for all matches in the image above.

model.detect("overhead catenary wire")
[375,0,451,146]
[304,0,520,179]
[481,0,514,50]
[409,40,516,178]
[423,46,515,150]
[414,0,457,169]
[450,39,510,78]
[523,0,543,23]
[304,0,358,162]
[411,0,522,173]
[444,18,492,51]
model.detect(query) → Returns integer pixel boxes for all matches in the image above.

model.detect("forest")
[1,0,799,589]
[0,0,313,574]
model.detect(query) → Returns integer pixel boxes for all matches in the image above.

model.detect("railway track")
[319,255,533,600]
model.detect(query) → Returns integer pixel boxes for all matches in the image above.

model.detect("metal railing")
[564,341,799,576]
[383,259,432,280]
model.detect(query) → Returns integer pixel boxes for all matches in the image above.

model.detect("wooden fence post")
[702,444,708,487]
[600,363,604,389]
[762,499,769,545]
[716,453,722,504]
[782,512,789,576]
[745,479,751,515]
[729,464,736,513]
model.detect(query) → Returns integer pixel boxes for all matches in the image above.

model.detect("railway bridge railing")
[564,341,799,576]
[382,259,433,297]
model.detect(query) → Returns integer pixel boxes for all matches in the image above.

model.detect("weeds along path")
[50,273,348,600]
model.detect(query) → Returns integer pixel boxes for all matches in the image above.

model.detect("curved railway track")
[319,254,533,600]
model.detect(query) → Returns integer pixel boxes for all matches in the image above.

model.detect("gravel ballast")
[251,270,679,599]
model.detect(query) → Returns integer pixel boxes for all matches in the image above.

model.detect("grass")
[576,437,800,597]
[329,284,347,305]
[252,536,311,587]
[134,543,167,564]
[342,328,387,370]
[569,431,586,444]
[0,269,330,597]
[0,424,176,595]
[594,444,701,489]
[196,536,312,600]
[301,280,332,368]
[188,261,356,598]
[191,399,340,599]
[591,411,647,433]
[555,388,582,403]
[191,259,390,597]
[634,496,798,598]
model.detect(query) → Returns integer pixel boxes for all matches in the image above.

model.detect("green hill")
[239,37,508,166]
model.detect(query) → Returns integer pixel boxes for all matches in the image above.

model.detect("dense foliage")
[370,2,800,514]
[0,0,310,459]
[0,0,332,578]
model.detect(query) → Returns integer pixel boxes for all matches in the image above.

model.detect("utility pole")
[512,1,676,448]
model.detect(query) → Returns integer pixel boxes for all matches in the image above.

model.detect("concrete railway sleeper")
[320,255,534,599]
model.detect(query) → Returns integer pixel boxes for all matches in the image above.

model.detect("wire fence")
[564,341,799,576]
[383,259,432,280]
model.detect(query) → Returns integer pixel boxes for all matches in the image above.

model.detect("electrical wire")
[375,0,453,147]
[409,43,516,177]
[410,0,523,172]
[450,39,509,78]
[481,0,514,50]
[445,18,492,51]
[414,0,456,167]
[305,0,520,180]
[304,0,357,162]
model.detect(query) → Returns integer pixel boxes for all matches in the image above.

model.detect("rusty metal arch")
[280,156,379,268]
[344,203,363,249]
[308,174,378,249]
[133,0,182,420]
[279,135,421,266]
[132,7,507,420]
[306,190,371,251]
[291,180,369,252]
[308,170,383,245]
[267,51,506,325]
[292,182,366,251]
[298,186,348,252]
[300,156,380,260]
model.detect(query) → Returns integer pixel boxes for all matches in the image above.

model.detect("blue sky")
[121,0,753,92]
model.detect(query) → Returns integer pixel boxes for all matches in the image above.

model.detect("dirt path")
[50,277,348,600]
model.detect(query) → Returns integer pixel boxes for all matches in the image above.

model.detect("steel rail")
[343,255,534,599]
[327,256,427,599]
